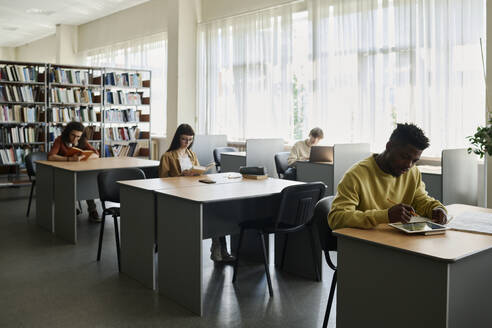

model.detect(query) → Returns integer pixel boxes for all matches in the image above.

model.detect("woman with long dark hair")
[48,121,101,222]
[159,123,235,262]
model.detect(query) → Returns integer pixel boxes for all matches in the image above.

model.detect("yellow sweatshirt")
[328,155,444,230]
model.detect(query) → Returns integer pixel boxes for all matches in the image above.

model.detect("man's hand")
[69,154,82,162]
[431,208,447,224]
[182,169,193,176]
[388,203,416,223]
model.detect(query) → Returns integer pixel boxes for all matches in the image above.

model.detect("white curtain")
[308,0,486,156]
[197,4,296,140]
[85,33,168,136]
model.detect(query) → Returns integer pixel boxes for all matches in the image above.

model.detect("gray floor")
[0,187,337,328]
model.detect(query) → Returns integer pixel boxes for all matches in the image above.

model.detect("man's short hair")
[309,127,324,139]
[389,123,429,150]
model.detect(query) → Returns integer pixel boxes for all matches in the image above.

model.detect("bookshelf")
[47,64,104,155]
[0,60,47,184]
[102,68,151,159]
[0,61,153,186]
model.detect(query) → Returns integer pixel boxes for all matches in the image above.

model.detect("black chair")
[25,152,48,217]
[313,196,336,328]
[213,146,238,172]
[232,182,326,297]
[97,168,146,271]
[274,152,290,179]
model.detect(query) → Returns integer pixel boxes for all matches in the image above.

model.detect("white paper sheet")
[447,211,492,235]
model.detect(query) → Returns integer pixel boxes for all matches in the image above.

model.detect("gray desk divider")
[333,143,371,189]
[442,149,477,206]
[192,135,227,171]
[246,138,284,178]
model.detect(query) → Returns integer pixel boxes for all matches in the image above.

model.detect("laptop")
[309,146,333,163]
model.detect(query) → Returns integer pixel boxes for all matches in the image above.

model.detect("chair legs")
[323,270,337,328]
[260,232,273,297]
[113,214,121,272]
[96,214,106,261]
[26,180,35,217]
[232,227,245,283]
[308,226,321,281]
[279,233,289,270]
[232,228,273,297]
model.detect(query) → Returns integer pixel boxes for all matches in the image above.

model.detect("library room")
[1,0,491,327]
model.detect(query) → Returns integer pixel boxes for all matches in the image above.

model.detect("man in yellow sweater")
[328,123,447,229]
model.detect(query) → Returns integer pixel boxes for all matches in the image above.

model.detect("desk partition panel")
[442,148,478,206]
[246,138,284,178]
[333,143,371,190]
[192,135,228,171]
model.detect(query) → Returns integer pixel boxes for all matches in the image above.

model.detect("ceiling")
[0,0,150,47]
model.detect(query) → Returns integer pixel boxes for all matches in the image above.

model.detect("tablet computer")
[389,221,448,234]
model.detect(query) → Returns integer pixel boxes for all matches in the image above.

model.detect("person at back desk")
[159,123,235,263]
[47,121,101,222]
[285,127,324,180]
[328,123,447,230]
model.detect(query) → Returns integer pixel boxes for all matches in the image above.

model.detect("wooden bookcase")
[0,60,152,186]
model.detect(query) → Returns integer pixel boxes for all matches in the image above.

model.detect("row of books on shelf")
[0,105,43,123]
[105,91,144,105]
[50,67,96,85]
[104,108,140,122]
[0,85,44,103]
[105,127,146,141]
[50,88,98,104]
[105,142,142,157]
[0,147,35,165]
[0,65,42,83]
[104,72,144,88]
[49,107,98,123]
[0,126,43,144]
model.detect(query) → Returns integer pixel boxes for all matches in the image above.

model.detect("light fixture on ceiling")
[3,26,19,31]
[25,8,56,16]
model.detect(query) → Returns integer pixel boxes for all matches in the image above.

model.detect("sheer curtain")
[85,33,168,136]
[308,0,486,156]
[197,4,296,140]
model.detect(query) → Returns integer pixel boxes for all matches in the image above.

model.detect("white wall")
[15,34,56,63]
[201,0,294,21]
[0,47,16,61]
[78,0,168,53]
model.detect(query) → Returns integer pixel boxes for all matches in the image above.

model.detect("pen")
[387,198,417,216]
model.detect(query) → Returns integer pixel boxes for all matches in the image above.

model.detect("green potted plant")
[467,119,492,158]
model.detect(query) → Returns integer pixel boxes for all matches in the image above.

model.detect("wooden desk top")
[118,173,243,191]
[334,204,492,262]
[417,165,442,175]
[221,151,246,157]
[155,177,302,203]
[37,157,159,172]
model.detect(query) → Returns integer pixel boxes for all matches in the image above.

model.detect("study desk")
[36,157,159,244]
[118,173,240,290]
[155,177,309,315]
[220,151,246,173]
[333,204,492,328]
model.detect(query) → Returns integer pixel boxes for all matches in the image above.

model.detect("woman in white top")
[285,127,324,180]
[158,124,235,262]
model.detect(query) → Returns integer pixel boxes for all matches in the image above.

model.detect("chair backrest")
[275,182,326,229]
[97,168,146,204]
[313,196,336,251]
[213,147,238,170]
[274,152,290,177]
[25,152,48,178]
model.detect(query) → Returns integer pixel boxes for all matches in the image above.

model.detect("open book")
[65,146,95,161]
[190,162,215,175]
